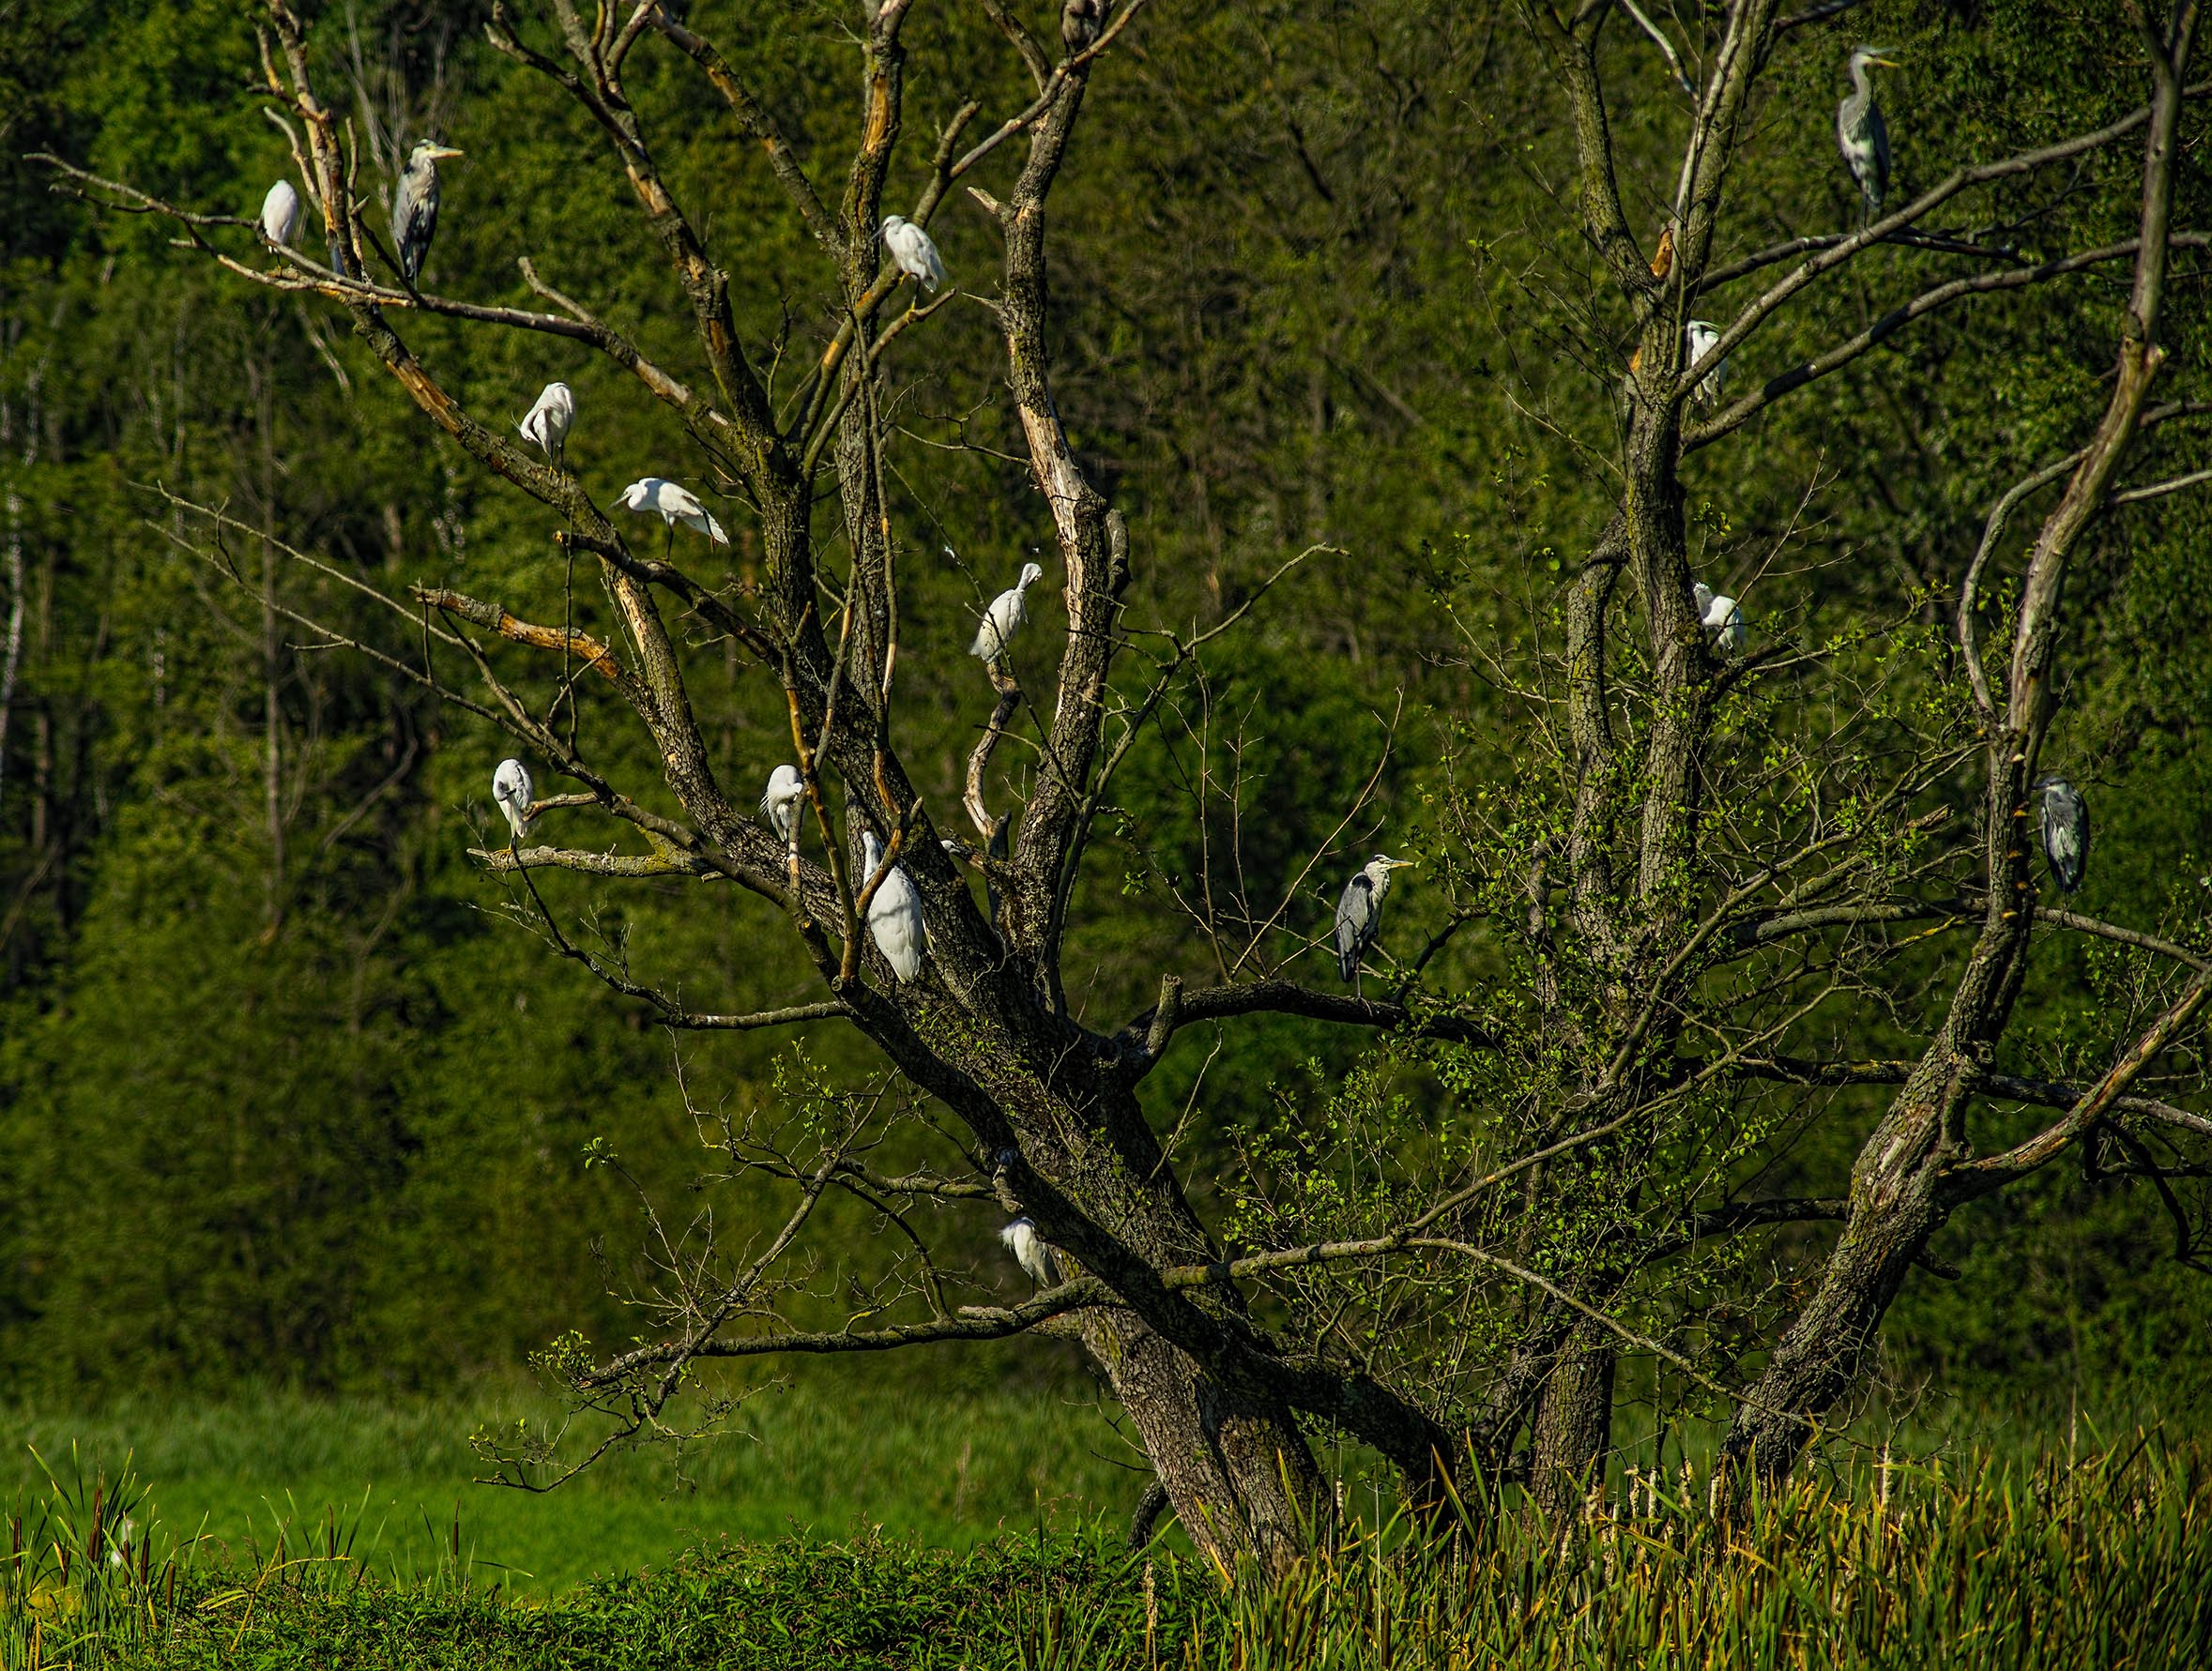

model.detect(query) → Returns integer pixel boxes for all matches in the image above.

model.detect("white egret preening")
[1837,47,1899,220]
[1001,1217,1063,1287]
[1335,855,1413,995]
[517,381,574,465]
[760,764,804,844]
[879,215,947,292]
[492,757,534,843]
[2037,776,2090,894]
[861,829,925,982]
[392,141,463,282]
[969,563,1045,662]
[1702,592,1747,655]
[1685,319,1728,406]
[260,180,301,249]
[618,478,728,545]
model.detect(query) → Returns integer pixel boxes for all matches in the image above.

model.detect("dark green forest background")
[1,0,2206,1421]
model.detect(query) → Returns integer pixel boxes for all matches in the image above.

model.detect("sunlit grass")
[8,1432,2209,1669]
[2,1380,1151,1598]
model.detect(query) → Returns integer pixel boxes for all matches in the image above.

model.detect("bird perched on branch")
[1001,1217,1063,1288]
[1062,0,1108,52]
[970,563,1045,663]
[1701,590,1747,655]
[1685,319,1727,406]
[879,215,947,292]
[617,478,727,544]
[761,765,804,845]
[260,180,300,249]
[492,758,533,844]
[517,382,573,465]
[1837,46,1899,221]
[391,140,463,283]
[2037,776,2090,893]
[1335,855,1413,995]
[861,830,925,982]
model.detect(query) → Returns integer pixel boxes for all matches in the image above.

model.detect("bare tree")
[39,0,2212,1568]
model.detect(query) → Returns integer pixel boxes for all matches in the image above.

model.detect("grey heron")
[260,180,301,249]
[970,563,1045,662]
[492,757,533,843]
[1335,855,1413,995]
[517,382,574,465]
[861,829,925,982]
[1685,319,1727,406]
[879,215,947,292]
[1837,47,1898,220]
[761,764,804,845]
[1001,1217,1063,1287]
[2037,776,2090,893]
[1702,591,1746,654]
[391,141,463,283]
[618,478,728,545]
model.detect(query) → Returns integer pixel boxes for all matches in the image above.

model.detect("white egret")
[260,180,301,249]
[492,757,534,843]
[391,141,463,282]
[617,478,728,545]
[2037,776,2090,894]
[1685,319,1728,406]
[1693,580,1715,618]
[1702,591,1747,655]
[760,764,804,844]
[970,563,1045,662]
[879,215,947,292]
[1837,47,1898,220]
[861,829,925,982]
[1335,855,1413,995]
[517,381,574,465]
[1001,1217,1063,1287]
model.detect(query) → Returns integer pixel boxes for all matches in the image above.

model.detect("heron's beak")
[427,145,465,161]
[1869,53,1900,68]
[1387,858,1417,871]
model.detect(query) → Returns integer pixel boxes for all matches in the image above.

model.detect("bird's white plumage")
[880,215,947,292]
[518,382,574,462]
[261,180,301,249]
[760,764,804,844]
[1702,592,1747,654]
[861,830,925,982]
[1001,1218,1063,1287]
[1693,580,1715,618]
[969,563,1045,661]
[492,757,534,841]
[1685,319,1727,405]
[618,478,727,544]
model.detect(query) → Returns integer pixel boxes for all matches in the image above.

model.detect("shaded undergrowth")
[6,1436,2207,1668]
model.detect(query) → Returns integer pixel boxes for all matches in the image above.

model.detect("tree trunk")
[1528,1324,1615,1524]
[1081,1309,1321,1576]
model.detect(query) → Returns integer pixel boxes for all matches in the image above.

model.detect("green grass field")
[7,1385,2211,1667]
[2,1381,1157,1596]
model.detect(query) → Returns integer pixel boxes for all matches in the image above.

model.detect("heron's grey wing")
[1335,873,1373,980]
[1867,103,1890,205]
[392,173,437,278]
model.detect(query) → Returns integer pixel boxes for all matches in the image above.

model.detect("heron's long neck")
[1845,61,1874,117]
